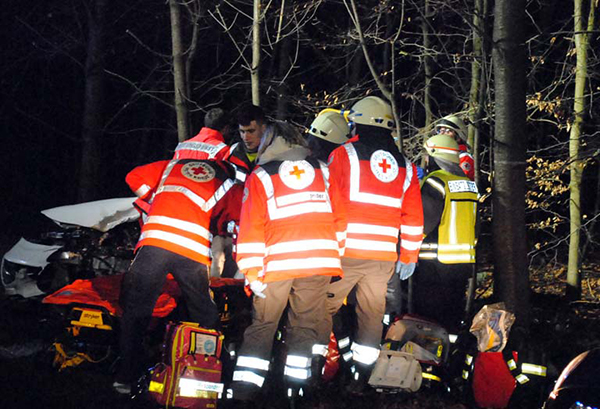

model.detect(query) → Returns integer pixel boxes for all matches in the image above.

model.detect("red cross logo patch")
[181,162,216,182]
[370,150,399,183]
[279,160,315,190]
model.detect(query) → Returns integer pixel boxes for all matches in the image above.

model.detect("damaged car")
[1,198,140,298]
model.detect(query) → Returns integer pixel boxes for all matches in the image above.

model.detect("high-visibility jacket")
[419,169,478,264]
[236,158,343,283]
[173,128,230,161]
[136,159,238,266]
[327,140,424,264]
[227,142,256,173]
[458,143,475,181]
[125,160,170,216]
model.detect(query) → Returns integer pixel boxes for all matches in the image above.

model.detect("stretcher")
[42,274,245,371]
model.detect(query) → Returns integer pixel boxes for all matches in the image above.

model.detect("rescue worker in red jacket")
[415,133,478,333]
[434,114,475,181]
[228,104,268,173]
[229,121,343,403]
[173,108,231,161]
[319,96,424,393]
[113,159,241,395]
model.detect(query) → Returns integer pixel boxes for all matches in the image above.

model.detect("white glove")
[249,280,268,299]
[395,262,416,280]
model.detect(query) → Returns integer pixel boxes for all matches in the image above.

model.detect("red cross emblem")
[289,165,305,180]
[190,166,207,176]
[378,159,391,173]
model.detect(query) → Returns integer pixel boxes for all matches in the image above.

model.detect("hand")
[249,280,268,299]
[416,166,425,180]
[395,262,416,280]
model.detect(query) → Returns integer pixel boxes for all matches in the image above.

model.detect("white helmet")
[308,110,350,145]
[424,134,460,164]
[435,114,467,143]
[347,96,395,130]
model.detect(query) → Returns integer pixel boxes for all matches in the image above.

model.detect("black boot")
[345,363,372,396]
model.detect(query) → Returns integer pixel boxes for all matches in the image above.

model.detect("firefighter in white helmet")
[415,133,478,333]
[306,110,351,162]
[316,96,424,394]
[434,114,475,181]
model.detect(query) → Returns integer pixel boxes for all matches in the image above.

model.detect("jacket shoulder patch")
[370,150,399,183]
[278,160,315,190]
[181,162,216,182]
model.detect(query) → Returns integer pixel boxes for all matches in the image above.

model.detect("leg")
[285,275,331,385]
[316,264,361,351]
[231,280,292,400]
[117,246,170,385]
[169,258,219,329]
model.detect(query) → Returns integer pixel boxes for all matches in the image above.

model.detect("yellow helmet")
[435,114,467,143]
[424,134,460,164]
[347,96,395,130]
[308,110,350,145]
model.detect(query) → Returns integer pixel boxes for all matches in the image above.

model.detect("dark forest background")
[1,0,599,312]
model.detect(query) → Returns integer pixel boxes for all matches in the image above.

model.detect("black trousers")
[413,260,473,333]
[117,245,218,383]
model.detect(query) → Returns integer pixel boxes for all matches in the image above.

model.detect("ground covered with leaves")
[1,234,599,409]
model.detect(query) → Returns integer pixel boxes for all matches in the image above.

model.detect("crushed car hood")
[41,197,139,232]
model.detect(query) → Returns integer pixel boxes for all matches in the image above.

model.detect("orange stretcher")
[42,274,244,371]
[43,273,181,318]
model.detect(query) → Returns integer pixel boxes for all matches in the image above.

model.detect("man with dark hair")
[229,104,268,172]
[204,108,229,131]
[173,107,231,161]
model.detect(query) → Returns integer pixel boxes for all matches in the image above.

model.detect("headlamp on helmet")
[308,110,350,145]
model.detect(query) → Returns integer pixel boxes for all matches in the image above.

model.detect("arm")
[235,172,267,284]
[421,176,445,236]
[125,160,170,199]
[327,147,349,256]
[398,162,424,264]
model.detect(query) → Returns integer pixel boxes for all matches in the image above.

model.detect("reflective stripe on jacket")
[126,160,170,200]
[236,158,343,283]
[174,128,229,161]
[328,141,424,263]
[125,160,170,218]
[419,169,478,264]
[137,159,236,265]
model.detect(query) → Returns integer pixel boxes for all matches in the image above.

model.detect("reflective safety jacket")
[236,158,343,283]
[419,169,478,264]
[136,159,238,266]
[125,160,170,217]
[227,142,256,173]
[173,127,229,161]
[327,140,424,263]
[458,143,475,181]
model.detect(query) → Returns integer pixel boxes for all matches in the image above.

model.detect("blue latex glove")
[416,166,425,180]
[395,262,416,280]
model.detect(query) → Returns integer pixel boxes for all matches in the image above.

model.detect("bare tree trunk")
[78,0,109,202]
[346,0,402,149]
[275,36,292,119]
[492,0,529,325]
[170,0,190,143]
[567,0,596,299]
[421,0,433,128]
[469,0,487,186]
[252,0,261,106]
[474,0,489,187]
